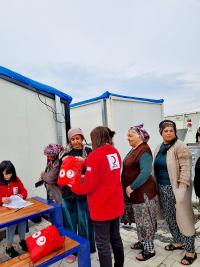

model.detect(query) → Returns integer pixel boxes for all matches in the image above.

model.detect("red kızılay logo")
[59,169,75,179]
[32,231,46,246]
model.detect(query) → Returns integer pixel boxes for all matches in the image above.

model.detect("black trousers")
[93,217,124,267]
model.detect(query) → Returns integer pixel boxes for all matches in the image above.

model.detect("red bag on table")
[26,225,64,263]
[57,156,85,187]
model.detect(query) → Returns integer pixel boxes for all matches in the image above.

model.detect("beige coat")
[154,140,195,237]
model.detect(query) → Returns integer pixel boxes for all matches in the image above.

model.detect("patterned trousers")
[133,195,158,251]
[158,184,195,252]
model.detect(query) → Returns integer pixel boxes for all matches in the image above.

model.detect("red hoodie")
[72,145,124,221]
[0,177,28,205]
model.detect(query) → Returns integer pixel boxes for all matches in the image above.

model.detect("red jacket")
[0,177,28,205]
[72,145,124,221]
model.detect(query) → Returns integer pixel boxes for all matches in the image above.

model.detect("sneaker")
[6,246,20,258]
[19,239,28,251]
[66,254,76,263]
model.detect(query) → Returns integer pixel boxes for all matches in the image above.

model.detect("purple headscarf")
[130,124,150,143]
[44,144,63,157]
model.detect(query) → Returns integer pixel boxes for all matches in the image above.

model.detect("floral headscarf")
[130,123,150,143]
[44,144,63,157]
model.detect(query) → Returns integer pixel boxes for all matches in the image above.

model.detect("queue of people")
[0,120,199,266]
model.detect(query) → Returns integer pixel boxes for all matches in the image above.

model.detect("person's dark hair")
[105,127,115,139]
[90,126,112,150]
[0,160,17,184]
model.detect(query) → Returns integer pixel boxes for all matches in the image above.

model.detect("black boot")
[19,239,28,251]
[6,246,19,258]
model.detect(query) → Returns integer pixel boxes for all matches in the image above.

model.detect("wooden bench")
[0,197,91,267]
[0,237,79,267]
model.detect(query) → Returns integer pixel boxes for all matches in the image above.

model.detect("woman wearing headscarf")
[59,128,96,263]
[154,120,197,265]
[121,124,158,261]
[40,143,63,203]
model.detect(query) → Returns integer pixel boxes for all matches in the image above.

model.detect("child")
[40,144,63,204]
[0,160,28,258]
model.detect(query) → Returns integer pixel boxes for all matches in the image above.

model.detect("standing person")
[195,127,200,143]
[0,161,28,258]
[121,124,158,261]
[194,157,200,198]
[154,120,197,265]
[59,128,95,263]
[71,126,124,267]
[39,143,63,203]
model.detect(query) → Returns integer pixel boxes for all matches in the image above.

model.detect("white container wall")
[70,101,103,145]
[166,112,200,144]
[0,67,72,198]
[70,92,164,158]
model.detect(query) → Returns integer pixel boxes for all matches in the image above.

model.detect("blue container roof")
[70,91,164,107]
[0,66,72,103]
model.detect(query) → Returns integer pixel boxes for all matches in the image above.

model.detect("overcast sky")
[0,0,200,115]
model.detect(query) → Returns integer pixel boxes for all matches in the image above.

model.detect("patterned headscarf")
[130,124,150,143]
[159,120,177,135]
[44,144,63,157]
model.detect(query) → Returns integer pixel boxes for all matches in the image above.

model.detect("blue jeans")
[6,221,27,246]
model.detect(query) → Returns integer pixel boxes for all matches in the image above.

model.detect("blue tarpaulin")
[71,91,164,107]
[0,66,72,103]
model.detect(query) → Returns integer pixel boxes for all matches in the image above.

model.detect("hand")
[62,155,69,161]
[40,172,45,177]
[126,186,134,198]
[80,175,85,183]
[75,156,85,161]
[2,197,11,204]
[174,186,186,203]
[17,194,23,199]
[67,176,77,188]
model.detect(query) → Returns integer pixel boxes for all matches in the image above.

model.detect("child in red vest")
[0,161,28,258]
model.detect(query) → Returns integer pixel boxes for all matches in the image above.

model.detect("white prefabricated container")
[165,112,200,143]
[0,66,72,198]
[70,91,164,158]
